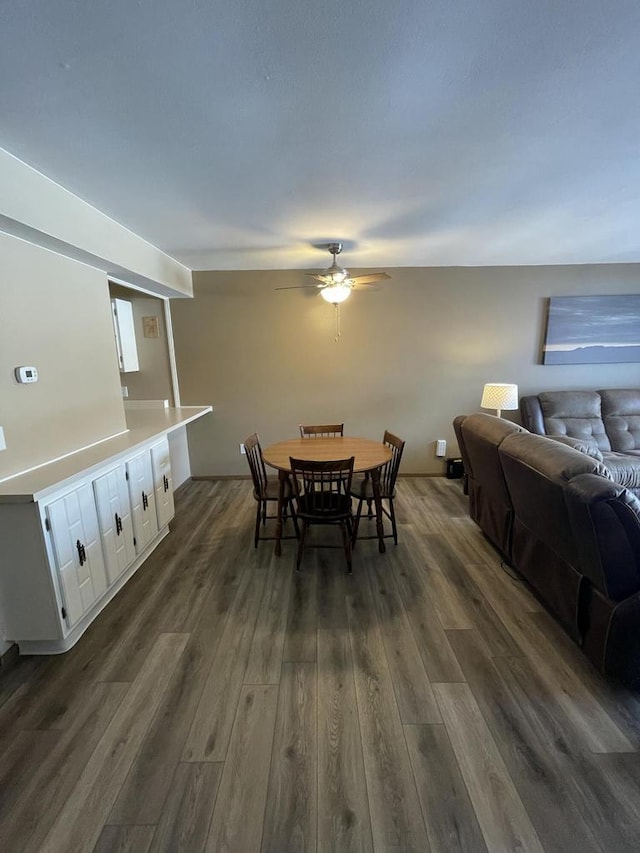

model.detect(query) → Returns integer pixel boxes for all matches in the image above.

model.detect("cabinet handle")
[142,491,148,510]
[115,512,122,535]
[163,474,169,493]
[76,539,86,566]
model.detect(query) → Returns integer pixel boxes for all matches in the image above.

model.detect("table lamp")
[480,383,519,418]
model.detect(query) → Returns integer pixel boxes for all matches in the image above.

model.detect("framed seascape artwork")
[543,294,640,364]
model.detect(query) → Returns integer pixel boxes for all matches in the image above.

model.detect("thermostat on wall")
[15,366,38,384]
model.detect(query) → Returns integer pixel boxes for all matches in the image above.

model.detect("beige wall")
[0,232,126,480]
[171,265,640,476]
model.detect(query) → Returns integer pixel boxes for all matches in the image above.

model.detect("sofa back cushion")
[538,390,611,452]
[599,389,640,452]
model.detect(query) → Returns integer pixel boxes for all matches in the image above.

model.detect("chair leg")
[340,520,353,573]
[351,499,364,546]
[289,500,300,539]
[254,501,262,548]
[296,521,308,570]
[389,497,398,545]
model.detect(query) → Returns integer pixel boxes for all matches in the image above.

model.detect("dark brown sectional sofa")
[453,411,640,689]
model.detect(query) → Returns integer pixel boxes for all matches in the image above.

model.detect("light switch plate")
[0,427,6,451]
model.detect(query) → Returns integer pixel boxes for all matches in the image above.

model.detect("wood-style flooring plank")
[1,682,129,853]
[492,652,640,852]
[108,553,241,824]
[386,531,464,682]
[462,560,634,754]
[182,567,266,762]
[426,534,522,656]
[94,496,224,683]
[399,531,474,631]
[92,825,155,853]
[317,628,373,853]
[244,556,293,684]
[150,762,223,853]
[0,729,59,834]
[346,572,431,853]
[433,682,544,853]
[38,633,188,853]
[317,551,349,630]
[448,628,603,853]
[367,557,440,724]
[261,662,317,853]
[283,567,318,662]
[403,723,487,853]
[204,685,279,853]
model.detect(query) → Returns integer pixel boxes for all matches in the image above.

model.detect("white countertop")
[0,405,212,503]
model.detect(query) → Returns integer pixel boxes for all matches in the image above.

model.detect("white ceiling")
[1,0,640,271]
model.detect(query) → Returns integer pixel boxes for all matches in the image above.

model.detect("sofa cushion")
[599,389,640,452]
[538,390,611,452]
[601,452,640,492]
[550,435,604,462]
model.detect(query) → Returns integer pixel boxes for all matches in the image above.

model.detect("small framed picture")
[142,316,160,338]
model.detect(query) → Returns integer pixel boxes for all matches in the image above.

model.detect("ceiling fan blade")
[353,283,380,291]
[305,273,329,282]
[350,272,391,284]
[275,285,321,291]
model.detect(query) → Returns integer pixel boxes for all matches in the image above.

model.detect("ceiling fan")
[276,242,391,304]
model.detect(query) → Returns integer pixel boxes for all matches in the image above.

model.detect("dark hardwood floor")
[1,476,640,852]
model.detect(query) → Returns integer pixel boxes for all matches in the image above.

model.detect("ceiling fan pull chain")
[334,304,341,342]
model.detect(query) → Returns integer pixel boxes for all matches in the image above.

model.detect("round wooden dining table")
[262,436,392,556]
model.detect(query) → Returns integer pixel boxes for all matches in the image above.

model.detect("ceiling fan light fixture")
[320,283,351,304]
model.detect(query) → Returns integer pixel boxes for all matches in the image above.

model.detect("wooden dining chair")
[299,423,344,438]
[244,433,299,547]
[289,456,355,572]
[351,430,405,545]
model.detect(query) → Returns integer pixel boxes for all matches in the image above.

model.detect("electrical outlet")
[436,439,447,457]
[239,443,246,455]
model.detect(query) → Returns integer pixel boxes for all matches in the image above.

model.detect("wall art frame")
[542,294,640,364]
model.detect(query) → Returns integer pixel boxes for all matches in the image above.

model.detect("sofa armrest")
[550,435,604,462]
[565,473,640,601]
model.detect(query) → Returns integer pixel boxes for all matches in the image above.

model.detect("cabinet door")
[45,484,108,628]
[126,449,158,553]
[151,438,175,529]
[93,465,136,585]
[111,297,139,372]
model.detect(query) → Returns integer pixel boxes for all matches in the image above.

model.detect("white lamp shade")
[320,283,351,304]
[481,382,519,413]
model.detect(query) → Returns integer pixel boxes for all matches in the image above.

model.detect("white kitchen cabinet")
[151,438,175,529]
[0,405,212,654]
[111,297,139,372]
[126,448,158,553]
[45,484,108,628]
[93,465,136,585]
